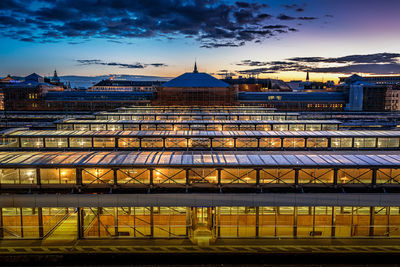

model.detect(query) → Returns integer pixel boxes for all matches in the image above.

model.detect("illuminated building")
[89,80,162,92]
[0,97,400,255]
[154,63,237,106]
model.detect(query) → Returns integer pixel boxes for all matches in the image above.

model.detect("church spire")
[193,61,198,73]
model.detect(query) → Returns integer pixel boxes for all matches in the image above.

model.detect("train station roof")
[5,130,400,138]
[56,119,342,125]
[0,151,399,168]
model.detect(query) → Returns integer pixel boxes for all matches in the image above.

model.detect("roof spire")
[306,70,309,81]
[193,61,198,73]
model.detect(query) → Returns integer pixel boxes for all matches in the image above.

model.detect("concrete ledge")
[1,193,400,207]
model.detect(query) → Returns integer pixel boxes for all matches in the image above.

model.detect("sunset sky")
[1,0,400,82]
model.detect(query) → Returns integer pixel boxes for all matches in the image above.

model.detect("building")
[44,91,154,111]
[339,77,399,111]
[154,63,236,106]
[2,73,63,111]
[239,91,346,111]
[90,79,162,92]
[1,103,400,256]
[340,74,400,85]
[222,78,292,92]
[385,86,400,111]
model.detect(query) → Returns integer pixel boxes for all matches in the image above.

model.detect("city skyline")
[1,0,400,82]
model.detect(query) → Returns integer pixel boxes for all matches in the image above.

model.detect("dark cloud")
[277,14,296,20]
[263,25,289,29]
[77,59,167,69]
[0,0,319,48]
[288,53,400,64]
[19,37,35,42]
[200,41,245,49]
[307,63,400,74]
[281,4,305,12]
[298,16,317,20]
[236,53,400,75]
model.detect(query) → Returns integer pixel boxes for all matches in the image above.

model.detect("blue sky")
[1,0,400,81]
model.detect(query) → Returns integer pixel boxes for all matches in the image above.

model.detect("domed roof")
[162,72,230,88]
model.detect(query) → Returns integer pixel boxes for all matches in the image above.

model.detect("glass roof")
[95,112,298,116]
[57,119,341,124]
[0,151,399,167]
[7,130,400,138]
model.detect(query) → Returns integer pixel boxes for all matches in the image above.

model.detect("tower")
[193,61,198,73]
[306,71,309,82]
[52,69,60,83]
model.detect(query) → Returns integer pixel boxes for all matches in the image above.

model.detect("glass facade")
[0,167,398,187]
[1,106,400,253]
[4,135,400,150]
[1,206,400,240]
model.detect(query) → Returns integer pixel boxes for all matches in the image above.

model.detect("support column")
[149,168,154,187]
[371,168,377,187]
[257,138,260,151]
[304,138,308,149]
[150,207,154,238]
[233,138,237,150]
[114,138,119,148]
[77,207,83,239]
[217,169,222,187]
[113,169,118,186]
[20,208,23,238]
[114,207,119,237]
[327,137,332,149]
[256,169,260,187]
[293,207,298,238]
[186,169,190,186]
[255,206,259,238]
[294,168,299,186]
[387,207,390,237]
[369,207,375,237]
[38,207,43,238]
[36,168,41,186]
[333,168,338,186]
[331,206,336,238]
[76,168,83,186]
[0,208,4,239]
[162,138,166,150]
[280,138,284,150]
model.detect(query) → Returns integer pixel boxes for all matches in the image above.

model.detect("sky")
[0,0,400,82]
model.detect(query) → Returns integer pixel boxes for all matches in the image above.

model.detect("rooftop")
[5,129,399,138]
[0,151,399,167]
[162,72,230,88]
[93,80,163,87]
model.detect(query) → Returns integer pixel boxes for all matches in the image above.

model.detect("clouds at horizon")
[76,59,168,69]
[236,53,400,75]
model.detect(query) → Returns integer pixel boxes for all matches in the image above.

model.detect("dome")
[162,72,230,88]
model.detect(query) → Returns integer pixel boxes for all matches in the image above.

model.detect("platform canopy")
[0,151,399,168]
